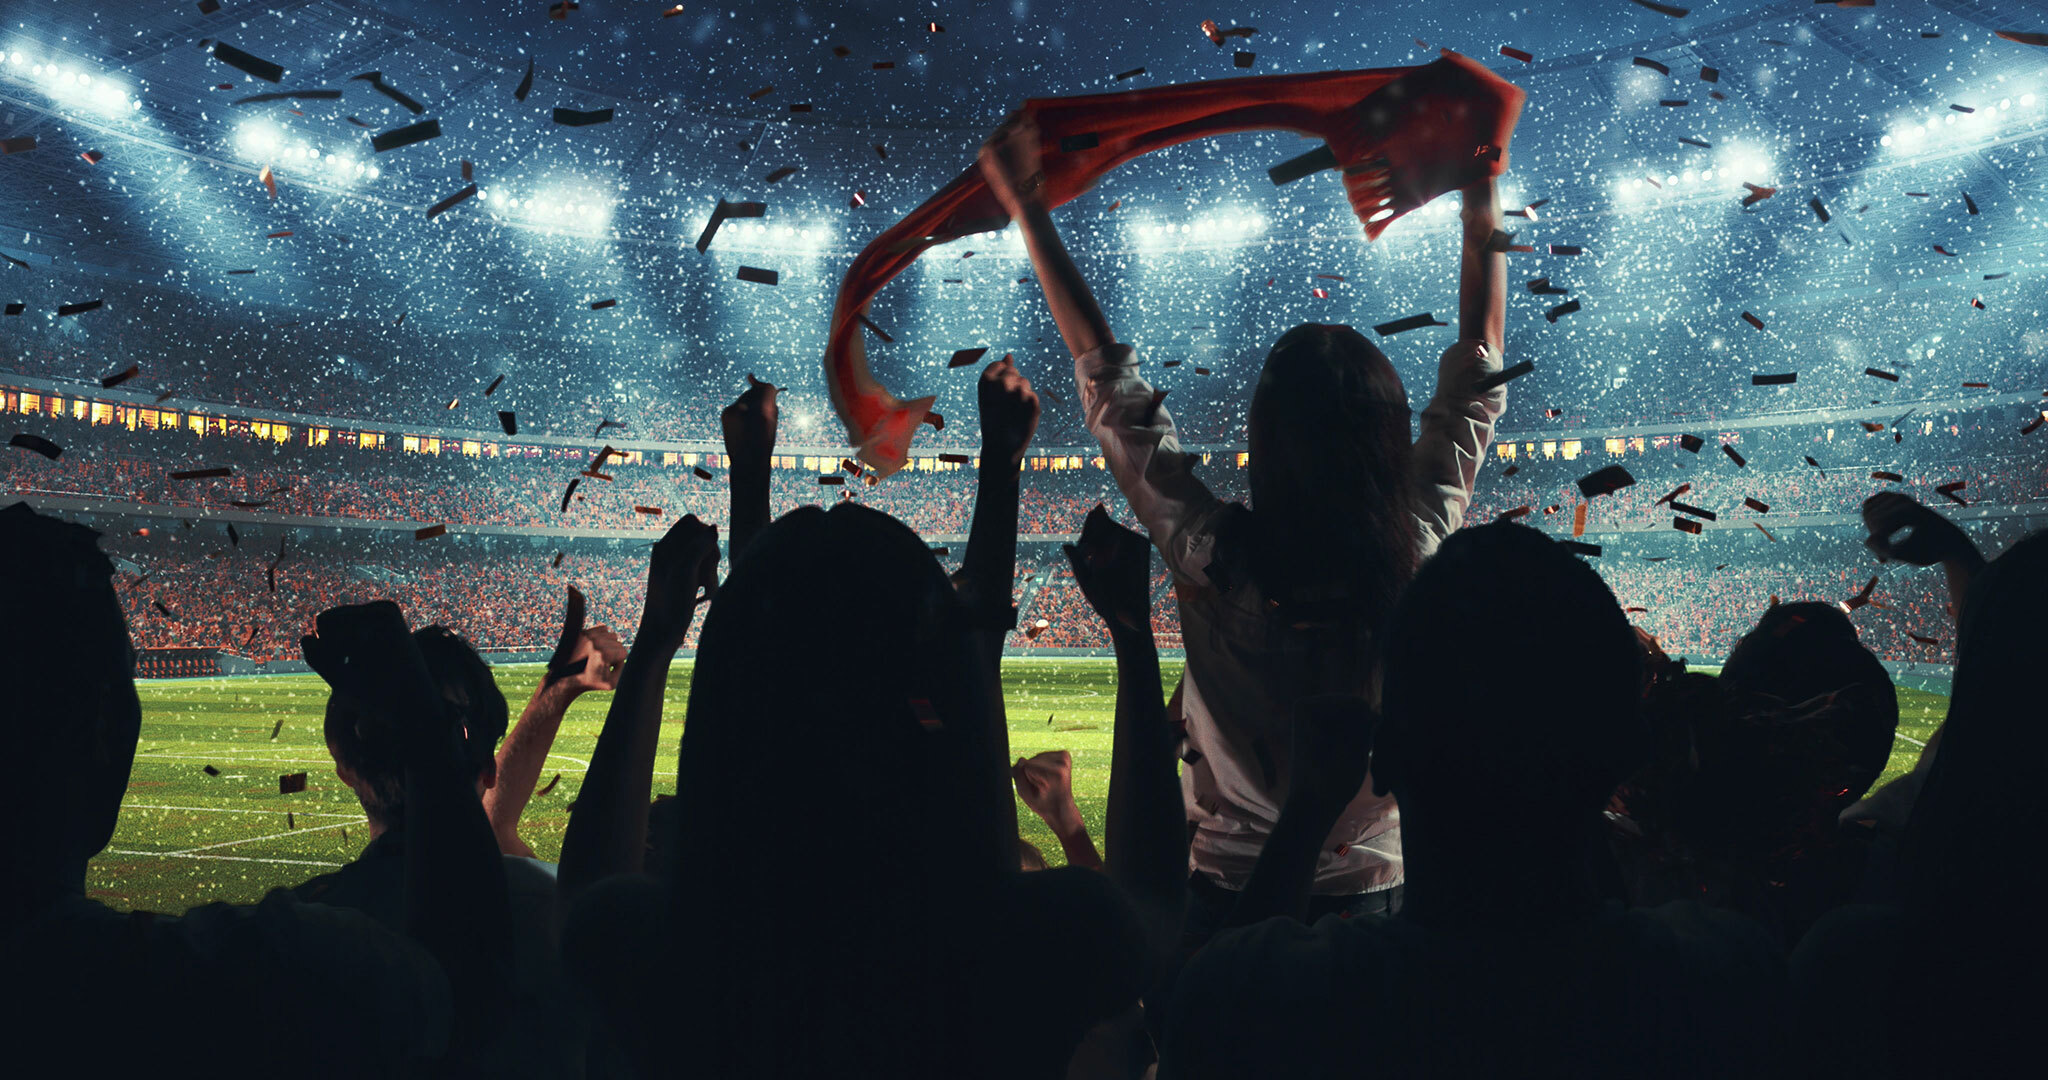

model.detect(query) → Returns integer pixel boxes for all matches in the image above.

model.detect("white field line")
[141,749,596,772]
[1895,732,1928,748]
[104,848,344,868]
[123,803,362,818]
[167,817,363,855]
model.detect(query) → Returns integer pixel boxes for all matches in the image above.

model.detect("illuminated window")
[403,435,422,453]
[91,401,115,425]
[1629,437,1645,454]
[663,452,680,466]
[1605,438,1626,455]
[309,427,329,446]
[71,398,88,421]
[269,422,291,443]
[1561,440,1581,460]
[1496,442,1516,460]
[360,432,383,449]
[1541,441,1557,459]
[461,440,482,457]
[422,438,440,455]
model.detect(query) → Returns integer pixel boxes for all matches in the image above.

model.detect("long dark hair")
[666,503,1012,1075]
[1243,324,1418,629]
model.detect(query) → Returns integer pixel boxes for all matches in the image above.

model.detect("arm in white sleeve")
[1074,342,1225,580]
[1410,340,1508,556]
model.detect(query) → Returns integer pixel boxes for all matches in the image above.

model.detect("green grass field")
[88,659,1945,913]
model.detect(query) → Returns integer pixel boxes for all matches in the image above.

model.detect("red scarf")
[826,51,1525,474]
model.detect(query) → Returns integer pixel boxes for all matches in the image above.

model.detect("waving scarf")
[824,51,1525,475]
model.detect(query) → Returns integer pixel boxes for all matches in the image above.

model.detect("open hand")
[641,515,719,649]
[1062,504,1152,636]
[978,111,1046,219]
[978,356,1040,467]
[720,374,780,465]
[1011,749,1085,836]
[1862,492,1974,567]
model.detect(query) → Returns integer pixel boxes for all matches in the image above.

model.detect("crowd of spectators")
[13,397,2039,664]
[7,111,2046,1078]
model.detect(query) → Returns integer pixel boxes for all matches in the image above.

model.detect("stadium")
[2,1,2045,1074]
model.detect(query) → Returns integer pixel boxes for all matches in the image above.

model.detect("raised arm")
[1457,178,1506,355]
[980,113,1114,359]
[1013,750,1103,870]
[302,601,511,1065]
[1410,182,1510,555]
[1861,492,1987,618]
[485,619,626,857]
[1226,695,1376,928]
[721,375,779,564]
[556,516,718,907]
[958,357,1039,669]
[1840,494,1987,829]
[981,116,1223,577]
[1065,505,1188,959]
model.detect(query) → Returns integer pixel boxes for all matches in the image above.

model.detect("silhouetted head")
[1374,523,1644,833]
[1243,324,1416,617]
[1721,601,1898,804]
[0,502,141,907]
[670,502,1016,1071]
[323,624,507,830]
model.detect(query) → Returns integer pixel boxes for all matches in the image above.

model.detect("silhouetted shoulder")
[1164,903,1783,1080]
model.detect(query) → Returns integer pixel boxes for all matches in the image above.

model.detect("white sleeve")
[1074,342,1225,581]
[1410,339,1508,558]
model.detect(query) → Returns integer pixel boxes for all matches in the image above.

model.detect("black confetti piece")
[371,119,441,152]
[212,42,284,83]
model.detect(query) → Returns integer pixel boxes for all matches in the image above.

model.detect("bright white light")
[1718,142,1774,184]
[1128,208,1267,250]
[514,183,619,233]
[235,119,283,158]
[27,60,136,117]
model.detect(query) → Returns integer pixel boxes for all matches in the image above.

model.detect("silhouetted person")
[295,622,585,1078]
[1615,603,1899,946]
[1792,528,2048,1077]
[561,503,1144,1079]
[0,502,502,1076]
[980,110,1514,933]
[1161,523,1785,1078]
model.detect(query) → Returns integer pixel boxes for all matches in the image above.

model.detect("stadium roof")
[1,1,2045,443]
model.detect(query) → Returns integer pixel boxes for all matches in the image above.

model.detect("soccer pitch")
[88,659,1946,913]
